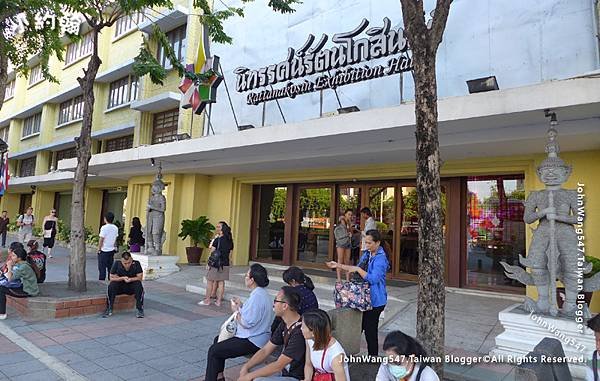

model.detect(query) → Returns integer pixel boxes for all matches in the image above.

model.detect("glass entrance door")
[296,186,333,264]
[367,186,396,272]
[398,186,447,278]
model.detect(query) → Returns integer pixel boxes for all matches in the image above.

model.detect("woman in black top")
[128,217,145,253]
[199,221,233,307]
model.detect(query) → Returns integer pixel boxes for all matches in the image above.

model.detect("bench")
[6,282,135,320]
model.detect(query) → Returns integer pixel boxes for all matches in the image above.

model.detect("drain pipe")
[593,0,600,68]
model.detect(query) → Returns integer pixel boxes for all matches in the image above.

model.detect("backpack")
[27,253,46,283]
[207,238,224,269]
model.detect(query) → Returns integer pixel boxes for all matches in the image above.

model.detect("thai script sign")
[234,18,412,105]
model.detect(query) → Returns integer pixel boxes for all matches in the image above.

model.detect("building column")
[32,190,55,226]
[0,193,20,220]
[85,188,104,234]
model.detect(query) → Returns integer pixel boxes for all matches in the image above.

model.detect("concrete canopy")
[58,76,600,178]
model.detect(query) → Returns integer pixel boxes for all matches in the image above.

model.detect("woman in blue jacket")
[327,229,389,357]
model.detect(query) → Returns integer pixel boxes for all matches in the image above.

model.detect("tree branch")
[399,0,427,51]
[428,0,452,51]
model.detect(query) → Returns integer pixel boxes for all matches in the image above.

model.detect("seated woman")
[0,244,40,319]
[376,331,439,381]
[26,240,46,283]
[302,309,349,380]
[205,264,274,381]
[271,266,319,333]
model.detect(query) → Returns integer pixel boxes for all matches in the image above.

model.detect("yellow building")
[1,2,599,310]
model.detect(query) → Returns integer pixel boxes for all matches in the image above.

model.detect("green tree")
[65,0,300,291]
[399,0,452,377]
[0,0,66,111]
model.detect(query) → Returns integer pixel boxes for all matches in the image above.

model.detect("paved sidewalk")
[0,236,567,380]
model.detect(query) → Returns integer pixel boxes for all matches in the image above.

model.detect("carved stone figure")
[501,127,598,317]
[145,165,166,256]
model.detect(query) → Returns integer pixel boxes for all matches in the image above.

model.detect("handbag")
[312,342,335,381]
[217,312,238,342]
[333,254,372,311]
[0,274,23,289]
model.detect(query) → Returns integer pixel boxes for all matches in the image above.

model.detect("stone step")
[186,274,404,325]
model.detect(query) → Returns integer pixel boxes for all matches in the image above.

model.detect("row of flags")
[0,152,9,196]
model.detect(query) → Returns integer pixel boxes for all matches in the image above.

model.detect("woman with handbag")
[0,244,40,319]
[376,331,439,381]
[326,229,389,357]
[128,217,145,253]
[41,209,58,258]
[205,264,274,381]
[301,309,349,381]
[200,221,234,307]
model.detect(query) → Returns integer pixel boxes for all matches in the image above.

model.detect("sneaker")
[198,300,211,306]
[102,307,113,318]
[136,309,144,318]
[0,314,6,320]
[48,255,53,258]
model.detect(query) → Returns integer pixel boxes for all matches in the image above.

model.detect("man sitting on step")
[102,251,144,318]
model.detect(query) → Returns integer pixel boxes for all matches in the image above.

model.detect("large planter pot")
[556,287,593,308]
[185,247,203,265]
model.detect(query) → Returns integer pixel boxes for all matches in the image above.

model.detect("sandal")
[198,300,211,306]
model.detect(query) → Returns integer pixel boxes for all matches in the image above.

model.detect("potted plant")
[178,216,214,265]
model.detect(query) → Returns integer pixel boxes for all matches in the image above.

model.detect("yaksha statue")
[145,165,167,256]
[501,126,597,317]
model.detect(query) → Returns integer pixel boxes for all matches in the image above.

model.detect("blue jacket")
[358,247,389,308]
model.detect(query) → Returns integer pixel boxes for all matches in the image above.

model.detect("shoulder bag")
[312,342,335,381]
[217,312,238,342]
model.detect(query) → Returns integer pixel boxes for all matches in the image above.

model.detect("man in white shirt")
[360,207,377,250]
[17,207,35,244]
[98,212,119,281]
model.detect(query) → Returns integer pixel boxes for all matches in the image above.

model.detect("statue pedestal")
[491,304,594,379]
[131,254,179,280]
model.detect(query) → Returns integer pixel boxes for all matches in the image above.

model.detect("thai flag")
[0,152,8,196]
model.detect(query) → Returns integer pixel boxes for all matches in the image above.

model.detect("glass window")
[255,185,287,260]
[399,186,446,276]
[157,25,187,69]
[19,156,36,177]
[337,186,361,227]
[105,135,133,152]
[108,75,138,109]
[58,95,84,125]
[466,176,525,290]
[28,65,42,85]
[5,80,15,99]
[114,11,145,37]
[65,33,93,65]
[0,127,8,143]
[297,187,332,263]
[152,109,179,144]
[56,147,77,162]
[22,112,41,137]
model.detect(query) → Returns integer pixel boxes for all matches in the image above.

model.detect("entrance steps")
[185,262,406,326]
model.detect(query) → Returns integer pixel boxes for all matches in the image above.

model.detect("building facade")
[1,0,599,304]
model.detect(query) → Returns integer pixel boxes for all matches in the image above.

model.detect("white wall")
[208,0,598,133]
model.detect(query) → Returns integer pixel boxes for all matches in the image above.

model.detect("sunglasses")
[274,299,287,304]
